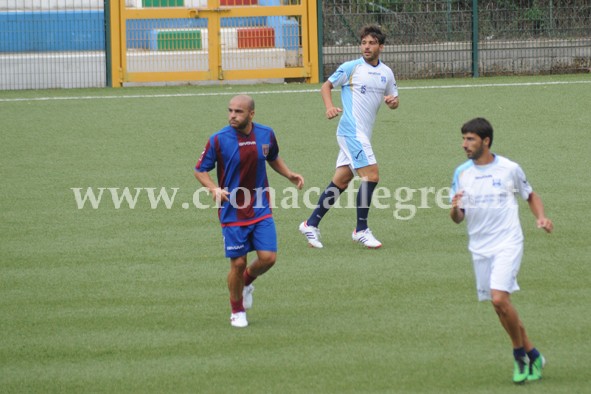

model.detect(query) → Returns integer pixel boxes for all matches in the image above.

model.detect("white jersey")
[328,57,397,140]
[451,155,533,256]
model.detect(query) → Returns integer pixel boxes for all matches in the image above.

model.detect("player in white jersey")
[299,24,399,249]
[450,118,553,384]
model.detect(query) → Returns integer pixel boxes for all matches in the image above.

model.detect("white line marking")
[1,80,589,103]
[402,80,591,89]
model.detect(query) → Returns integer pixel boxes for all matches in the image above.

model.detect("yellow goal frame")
[107,0,319,86]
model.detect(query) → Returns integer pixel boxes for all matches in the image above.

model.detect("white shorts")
[471,243,523,301]
[336,135,376,170]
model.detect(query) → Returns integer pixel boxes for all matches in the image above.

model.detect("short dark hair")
[359,24,386,45]
[461,117,493,148]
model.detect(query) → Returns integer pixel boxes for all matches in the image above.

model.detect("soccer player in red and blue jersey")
[195,95,304,328]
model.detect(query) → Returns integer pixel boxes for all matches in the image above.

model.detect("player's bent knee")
[265,259,276,270]
[263,255,277,268]
[491,294,510,313]
[258,252,277,267]
[332,175,353,190]
[230,256,247,267]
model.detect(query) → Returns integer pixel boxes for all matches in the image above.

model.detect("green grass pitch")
[1,74,590,393]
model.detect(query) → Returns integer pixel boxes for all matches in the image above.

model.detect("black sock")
[513,347,527,362]
[307,182,345,227]
[527,348,540,362]
[356,181,378,232]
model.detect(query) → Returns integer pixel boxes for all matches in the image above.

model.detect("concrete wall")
[0,52,105,90]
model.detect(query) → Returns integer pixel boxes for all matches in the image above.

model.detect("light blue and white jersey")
[328,57,397,140]
[450,155,533,255]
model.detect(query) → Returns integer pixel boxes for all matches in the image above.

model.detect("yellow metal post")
[108,0,123,87]
[207,0,223,81]
[306,0,320,83]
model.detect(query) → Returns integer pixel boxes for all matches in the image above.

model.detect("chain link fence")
[322,0,591,79]
[1,0,590,89]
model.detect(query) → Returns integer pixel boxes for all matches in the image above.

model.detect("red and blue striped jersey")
[195,122,279,227]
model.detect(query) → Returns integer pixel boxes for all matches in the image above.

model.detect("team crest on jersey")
[492,178,502,188]
[262,144,270,157]
[381,76,386,84]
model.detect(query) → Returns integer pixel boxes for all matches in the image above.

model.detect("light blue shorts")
[336,135,376,170]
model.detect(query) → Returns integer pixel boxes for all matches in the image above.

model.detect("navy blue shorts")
[222,217,277,258]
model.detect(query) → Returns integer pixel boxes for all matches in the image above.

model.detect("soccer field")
[1,74,590,393]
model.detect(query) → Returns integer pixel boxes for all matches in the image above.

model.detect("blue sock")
[356,181,378,232]
[307,182,345,227]
[513,347,527,361]
[527,348,540,362]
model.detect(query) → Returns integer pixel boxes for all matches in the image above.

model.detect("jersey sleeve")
[450,160,473,202]
[450,168,461,201]
[385,68,398,97]
[328,59,359,88]
[266,131,279,162]
[195,136,216,172]
[328,66,348,88]
[513,164,533,200]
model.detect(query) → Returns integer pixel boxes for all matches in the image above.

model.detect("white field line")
[0,80,590,103]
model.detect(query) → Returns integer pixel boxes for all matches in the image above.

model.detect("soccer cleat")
[242,284,254,310]
[230,312,248,328]
[513,357,529,384]
[527,354,546,381]
[352,228,382,248]
[299,221,323,248]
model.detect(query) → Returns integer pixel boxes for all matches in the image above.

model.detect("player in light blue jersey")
[299,24,399,249]
[450,118,553,384]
